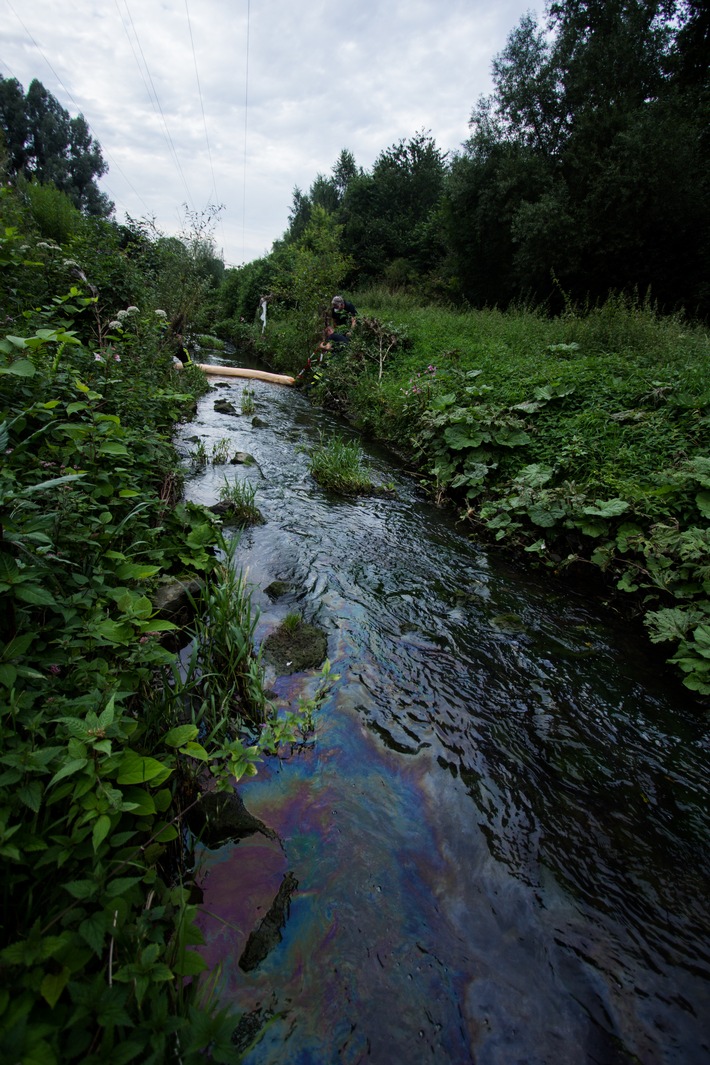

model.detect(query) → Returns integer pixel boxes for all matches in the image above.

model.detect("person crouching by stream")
[330,295,357,333]
[297,326,350,385]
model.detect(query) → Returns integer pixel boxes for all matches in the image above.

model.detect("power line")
[242,0,251,263]
[183,0,226,255]
[115,0,195,209]
[184,0,217,205]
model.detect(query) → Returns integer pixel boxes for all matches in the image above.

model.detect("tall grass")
[218,475,264,525]
[306,432,374,494]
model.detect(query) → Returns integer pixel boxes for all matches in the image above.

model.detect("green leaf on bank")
[116,751,172,786]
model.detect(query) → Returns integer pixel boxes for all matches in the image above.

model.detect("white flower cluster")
[154,309,167,318]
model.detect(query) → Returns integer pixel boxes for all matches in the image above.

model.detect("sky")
[1,0,537,268]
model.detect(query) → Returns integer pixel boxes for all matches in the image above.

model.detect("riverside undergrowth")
[267,288,710,699]
[0,209,311,1061]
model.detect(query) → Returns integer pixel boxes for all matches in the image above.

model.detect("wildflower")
[94,353,103,361]
[114,353,121,362]
[154,309,167,318]
[63,259,79,269]
[49,664,61,675]
[125,305,139,315]
[108,320,121,330]
[116,310,128,321]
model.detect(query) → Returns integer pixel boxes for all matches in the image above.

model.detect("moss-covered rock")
[261,619,328,674]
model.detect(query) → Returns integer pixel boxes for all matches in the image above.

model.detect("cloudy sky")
[1,0,536,267]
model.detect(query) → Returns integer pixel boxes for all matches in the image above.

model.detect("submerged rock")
[261,619,328,673]
[188,790,278,849]
[239,871,298,972]
[151,578,203,628]
[264,579,294,600]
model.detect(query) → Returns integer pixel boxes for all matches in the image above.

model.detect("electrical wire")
[184,0,218,206]
[242,0,251,263]
[183,0,227,255]
[3,0,254,264]
[116,0,196,210]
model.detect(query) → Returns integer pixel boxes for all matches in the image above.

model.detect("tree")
[274,206,352,344]
[0,76,112,217]
[331,148,360,199]
[444,1,710,315]
[341,131,447,281]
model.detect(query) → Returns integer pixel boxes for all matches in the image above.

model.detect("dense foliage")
[216,0,708,321]
[0,180,314,1061]
[0,76,112,217]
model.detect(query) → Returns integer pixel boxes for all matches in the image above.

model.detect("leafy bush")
[0,193,298,1060]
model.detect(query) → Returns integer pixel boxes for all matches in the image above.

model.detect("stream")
[176,358,710,1065]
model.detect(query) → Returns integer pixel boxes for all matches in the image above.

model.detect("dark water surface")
[177,364,710,1064]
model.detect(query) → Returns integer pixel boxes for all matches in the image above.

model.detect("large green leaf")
[444,425,486,450]
[0,358,35,377]
[117,751,172,786]
[582,498,630,518]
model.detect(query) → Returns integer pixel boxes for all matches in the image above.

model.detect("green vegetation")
[282,611,302,634]
[282,291,710,696]
[0,178,301,1061]
[240,387,256,415]
[210,437,234,465]
[305,432,375,495]
[195,334,225,350]
[217,476,263,526]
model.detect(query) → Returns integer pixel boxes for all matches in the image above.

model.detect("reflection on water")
[179,364,710,1064]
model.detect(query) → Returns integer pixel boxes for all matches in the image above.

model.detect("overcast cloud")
[1,0,536,267]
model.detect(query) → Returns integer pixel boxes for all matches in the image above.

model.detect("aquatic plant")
[241,386,256,414]
[282,611,302,633]
[211,437,232,464]
[218,476,263,525]
[196,333,225,350]
[189,437,208,469]
[306,431,374,495]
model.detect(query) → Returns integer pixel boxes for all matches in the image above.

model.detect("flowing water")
[177,360,710,1065]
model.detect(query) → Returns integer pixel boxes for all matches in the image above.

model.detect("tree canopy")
[0,75,113,217]
[254,0,709,319]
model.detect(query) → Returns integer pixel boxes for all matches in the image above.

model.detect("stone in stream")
[238,871,299,972]
[264,579,294,600]
[261,618,328,674]
[188,790,279,849]
[151,577,204,628]
[214,398,239,415]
